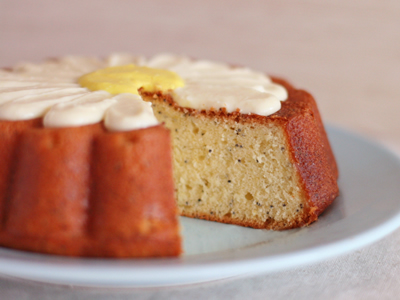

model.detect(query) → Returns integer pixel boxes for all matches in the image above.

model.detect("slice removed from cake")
[141,78,338,230]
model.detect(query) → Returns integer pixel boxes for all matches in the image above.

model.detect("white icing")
[0,88,88,120]
[43,91,115,128]
[0,54,288,131]
[104,94,159,131]
[144,54,287,115]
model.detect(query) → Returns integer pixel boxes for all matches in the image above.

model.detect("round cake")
[0,54,339,257]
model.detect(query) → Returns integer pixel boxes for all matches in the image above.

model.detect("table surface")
[1,1,400,299]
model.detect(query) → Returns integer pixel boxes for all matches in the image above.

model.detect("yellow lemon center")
[78,64,184,95]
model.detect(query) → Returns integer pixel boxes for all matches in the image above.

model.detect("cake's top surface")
[0,54,288,131]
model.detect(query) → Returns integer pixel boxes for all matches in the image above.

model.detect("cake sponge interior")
[144,92,310,230]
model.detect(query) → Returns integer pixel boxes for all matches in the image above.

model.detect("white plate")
[1,125,400,287]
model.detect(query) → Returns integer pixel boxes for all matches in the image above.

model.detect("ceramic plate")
[1,125,400,287]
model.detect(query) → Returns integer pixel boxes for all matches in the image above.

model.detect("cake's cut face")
[0,54,339,257]
[143,84,338,229]
[149,96,308,229]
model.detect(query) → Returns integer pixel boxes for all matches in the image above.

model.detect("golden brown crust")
[271,77,339,179]
[88,126,181,257]
[0,118,42,231]
[181,209,316,230]
[274,78,339,218]
[0,122,181,257]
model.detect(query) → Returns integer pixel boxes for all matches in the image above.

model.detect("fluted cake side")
[0,121,181,257]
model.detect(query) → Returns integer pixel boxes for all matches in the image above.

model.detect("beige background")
[1,1,400,299]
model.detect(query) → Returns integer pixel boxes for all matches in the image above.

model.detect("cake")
[0,54,339,257]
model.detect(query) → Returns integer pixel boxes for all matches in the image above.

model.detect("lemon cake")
[0,54,339,257]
